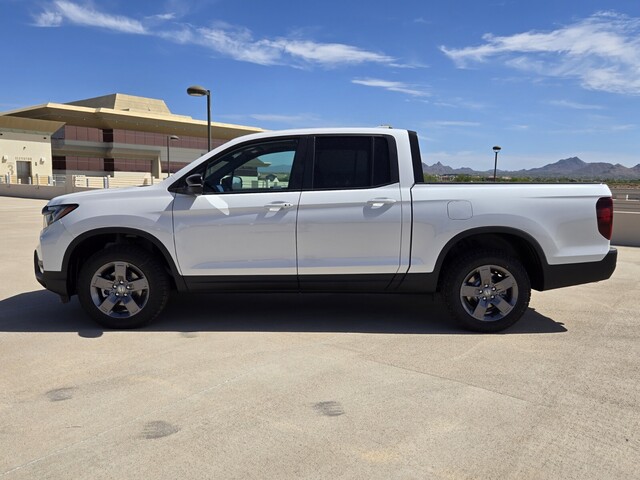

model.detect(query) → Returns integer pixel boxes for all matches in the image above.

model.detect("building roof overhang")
[0,115,65,135]
[1,102,263,140]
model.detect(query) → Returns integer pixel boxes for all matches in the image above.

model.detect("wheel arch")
[433,227,547,291]
[62,227,185,296]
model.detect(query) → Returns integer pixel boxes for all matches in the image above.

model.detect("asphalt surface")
[1,196,638,479]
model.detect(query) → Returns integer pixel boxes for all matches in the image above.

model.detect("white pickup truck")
[35,128,616,332]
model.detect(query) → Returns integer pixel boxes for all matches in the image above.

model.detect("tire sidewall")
[443,252,531,333]
[77,245,169,329]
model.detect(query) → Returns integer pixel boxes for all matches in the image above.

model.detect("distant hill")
[422,161,476,175]
[422,156,640,180]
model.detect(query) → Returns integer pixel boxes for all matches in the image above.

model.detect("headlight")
[42,204,78,228]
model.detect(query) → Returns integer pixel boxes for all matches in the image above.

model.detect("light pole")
[187,85,211,152]
[166,135,179,177]
[492,146,502,182]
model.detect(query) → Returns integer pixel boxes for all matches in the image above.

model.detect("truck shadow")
[0,289,567,337]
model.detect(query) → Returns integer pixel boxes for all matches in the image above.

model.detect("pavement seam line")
[329,343,550,408]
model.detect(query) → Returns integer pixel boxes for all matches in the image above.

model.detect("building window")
[52,156,66,170]
[58,125,102,141]
[103,129,114,142]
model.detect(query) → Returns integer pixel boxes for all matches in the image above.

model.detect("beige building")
[1,93,262,180]
[0,116,64,184]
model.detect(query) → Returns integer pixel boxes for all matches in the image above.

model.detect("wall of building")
[50,126,221,177]
[0,131,53,182]
[0,182,92,199]
[160,146,207,174]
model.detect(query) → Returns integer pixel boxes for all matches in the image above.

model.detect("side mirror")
[221,175,243,191]
[185,173,203,196]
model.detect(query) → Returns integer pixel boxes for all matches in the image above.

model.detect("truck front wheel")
[442,251,531,333]
[77,245,170,329]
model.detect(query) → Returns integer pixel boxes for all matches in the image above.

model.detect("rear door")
[296,134,404,291]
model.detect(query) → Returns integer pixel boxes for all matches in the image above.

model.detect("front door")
[172,137,304,290]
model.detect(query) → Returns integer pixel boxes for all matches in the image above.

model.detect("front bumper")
[34,250,70,302]
[540,247,617,291]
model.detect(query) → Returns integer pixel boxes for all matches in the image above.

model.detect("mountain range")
[423,157,640,180]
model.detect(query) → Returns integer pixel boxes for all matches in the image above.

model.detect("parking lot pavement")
[1,195,638,480]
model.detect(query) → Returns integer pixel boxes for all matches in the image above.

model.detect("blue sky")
[1,0,639,170]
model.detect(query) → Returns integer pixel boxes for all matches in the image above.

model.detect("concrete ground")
[0,196,638,480]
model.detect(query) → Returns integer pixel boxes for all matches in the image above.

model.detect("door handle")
[265,202,294,212]
[366,198,397,208]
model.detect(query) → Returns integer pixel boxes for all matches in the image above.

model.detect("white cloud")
[547,100,605,110]
[32,1,397,68]
[352,78,429,97]
[33,10,63,27]
[611,124,636,131]
[428,120,482,127]
[249,113,320,124]
[34,0,147,34]
[271,40,394,66]
[433,97,487,109]
[171,27,396,67]
[148,13,176,21]
[195,25,280,65]
[548,124,637,135]
[220,112,323,127]
[159,27,193,44]
[441,11,640,95]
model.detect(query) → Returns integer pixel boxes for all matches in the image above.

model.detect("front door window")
[201,139,299,193]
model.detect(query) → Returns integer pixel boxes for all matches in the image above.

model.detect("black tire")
[442,250,531,333]
[77,245,170,329]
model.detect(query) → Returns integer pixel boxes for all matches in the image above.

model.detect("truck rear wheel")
[77,245,170,329]
[442,250,531,333]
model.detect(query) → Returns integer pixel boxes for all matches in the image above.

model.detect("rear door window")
[312,136,395,190]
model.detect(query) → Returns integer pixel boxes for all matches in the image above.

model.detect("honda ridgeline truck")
[35,128,617,332]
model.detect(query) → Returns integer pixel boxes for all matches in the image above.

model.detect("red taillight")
[596,197,613,240]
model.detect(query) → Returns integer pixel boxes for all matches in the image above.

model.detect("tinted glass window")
[201,139,299,194]
[373,137,391,186]
[313,136,391,189]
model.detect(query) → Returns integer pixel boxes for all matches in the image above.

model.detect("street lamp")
[166,135,179,177]
[187,85,211,152]
[492,146,502,182]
